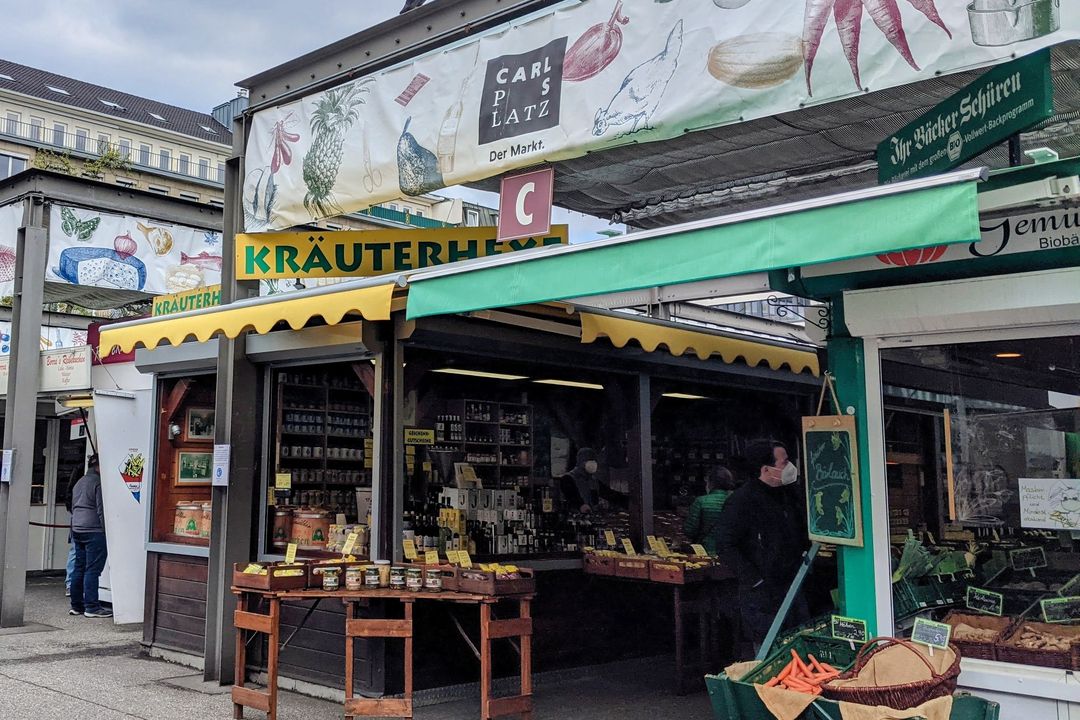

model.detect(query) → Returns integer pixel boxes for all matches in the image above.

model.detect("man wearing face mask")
[716,443,807,654]
[559,448,605,513]
[773,442,799,487]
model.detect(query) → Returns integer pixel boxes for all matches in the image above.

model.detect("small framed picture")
[176,451,213,485]
[185,407,215,441]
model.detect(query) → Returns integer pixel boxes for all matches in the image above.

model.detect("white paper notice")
[212,444,231,487]
[1019,477,1080,530]
[0,449,11,483]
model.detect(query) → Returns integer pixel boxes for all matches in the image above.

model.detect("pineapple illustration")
[302,79,373,217]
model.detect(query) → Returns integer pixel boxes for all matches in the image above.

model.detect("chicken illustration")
[593,20,683,137]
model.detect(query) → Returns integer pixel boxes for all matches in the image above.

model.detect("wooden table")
[230,587,534,720]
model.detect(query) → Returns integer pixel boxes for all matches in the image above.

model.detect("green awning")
[406,174,982,320]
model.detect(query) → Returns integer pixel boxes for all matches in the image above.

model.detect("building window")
[158,148,170,171]
[179,154,190,175]
[198,157,209,180]
[74,129,88,152]
[415,210,424,218]
[138,143,151,166]
[0,152,28,180]
[147,185,169,195]
[5,112,19,136]
[465,209,480,226]
[118,139,131,160]
[52,122,66,147]
[97,133,110,155]
[179,191,200,201]
[29,117,43,142]
[217,162,225,183]
[389,204,399,211]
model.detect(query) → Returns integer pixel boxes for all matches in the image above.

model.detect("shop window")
[881,336,1080,669]
[264,363,375,557]
[150,374,217,546]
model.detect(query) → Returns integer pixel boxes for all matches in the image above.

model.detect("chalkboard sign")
[965,586,1004,617]
[1058,573,1080,598]
[911,618,952,650]
[1009,546,1047,571]
[1041,596,1080,624]
[830,615,868,643]
[802,415,863,547]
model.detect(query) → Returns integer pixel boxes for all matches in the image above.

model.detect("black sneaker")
[68,609,83,616]
[83,608,113,618]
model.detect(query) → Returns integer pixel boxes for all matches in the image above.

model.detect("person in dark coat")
[559,447,604,513]
[717,443,807,654]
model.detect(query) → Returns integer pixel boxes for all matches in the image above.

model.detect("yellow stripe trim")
[579,313,819,377]
[99,284,395,354]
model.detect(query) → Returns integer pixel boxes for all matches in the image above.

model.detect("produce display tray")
[997,620,1080,670]
[648,559,710,585]
[613,557,650,580]
[456,567,535,596]
[232,562,309,591]
[943,611,1013,662]
[583,553,616,576]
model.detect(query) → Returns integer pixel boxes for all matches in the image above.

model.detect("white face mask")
[781,462,799,486]
[584,460,598,474]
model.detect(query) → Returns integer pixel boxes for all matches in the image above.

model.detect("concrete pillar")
[0,196,47,627]
[628,374,653,548]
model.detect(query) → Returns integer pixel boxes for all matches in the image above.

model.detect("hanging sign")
[830,615,868,644]
[235,225,568,280]
[878,51,1053,184]
[965,586,1004,617]
[244,0,1080,232]
[152,285,221,317]
[803,414,863,547]
[911,618,952,651]
[1009,546,1047,571]
[404,428,435,446]
[1041,596,1080,624]
[498,168,553,242]
[1019,478,1080,531]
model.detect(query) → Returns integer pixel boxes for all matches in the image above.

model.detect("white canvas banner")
[46,205,222,295]
[91,378,153,624]
[244,0,1079,232]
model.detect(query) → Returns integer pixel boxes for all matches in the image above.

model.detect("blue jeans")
[65,538,75,589]
[70,532,107,614]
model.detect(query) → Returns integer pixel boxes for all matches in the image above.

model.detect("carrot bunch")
[761,650,840,695]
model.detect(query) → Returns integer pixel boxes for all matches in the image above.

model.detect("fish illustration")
[180,251,223,271]
[593,20,683,137]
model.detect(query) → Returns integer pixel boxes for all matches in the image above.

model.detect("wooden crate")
[232,562,308,591]
[583,553,617,576]
[943,611,1013,661]
[457,567,536,596]
[997,621,1080,670]
[649,559,710,585]
[614,557,650,580]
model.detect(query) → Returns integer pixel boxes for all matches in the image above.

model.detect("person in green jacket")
[684,466,736,555]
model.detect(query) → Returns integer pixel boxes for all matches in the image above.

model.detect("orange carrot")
[776,661,795,681]
[784,677,814,692]
[763,676,780,688]
[807,654,827,673]
[791,650,810,675]
[820,662,839,673]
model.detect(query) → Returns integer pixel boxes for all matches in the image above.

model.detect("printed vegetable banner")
[46,205,222,295]
[245,0,1079,232]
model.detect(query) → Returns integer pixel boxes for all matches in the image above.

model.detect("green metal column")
[828,336,879,634]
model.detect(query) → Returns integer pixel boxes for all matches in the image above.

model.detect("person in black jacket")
[717,443,807,654]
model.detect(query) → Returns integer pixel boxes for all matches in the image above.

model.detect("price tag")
[656,538,672,557]
[830,615,868,644]
[446,550,461,565]
[1010,546,1047,572]
[1041,595,1080,624]
[458,550,473,568]
[425,550,440,565]
[403,538,419,560]
[621,538,637,556]
[911,618,952,650]
[542,497,554,513]
[242,563,265,575]
[284,543,298,565]
[646,535,659,553]
[342,532,358,557]
[275,472,292,490]
[604,530,617,547]
[691,544,709,558]
[965,586,1004,616]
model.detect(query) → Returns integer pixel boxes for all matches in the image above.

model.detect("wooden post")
[673,586,684,694]
[345,601,355,720]
[232,591,245,720]
[404,601,414,702]
[520,598,533,720]
[480,602,493,720]
[267,598,280,720]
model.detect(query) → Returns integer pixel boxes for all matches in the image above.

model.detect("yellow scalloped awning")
[99,283,396,354]
[580,312,819,377]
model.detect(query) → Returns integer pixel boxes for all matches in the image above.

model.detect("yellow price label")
[425,550,440,565]
[342,532,359,556]
[242,563,265,575]
[459,550,473,568]
[542,498,553,513]
[621,538,637,556]
[604,530,616,546]
[646,535,659,553]
[275,472,292,490]
[656,538,672,557]
[284,543,297,565]
[445,550,461,565]
[691,544,709,557]
[403,538,419,560]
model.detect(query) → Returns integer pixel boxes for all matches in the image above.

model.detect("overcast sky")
[3,0,619,241]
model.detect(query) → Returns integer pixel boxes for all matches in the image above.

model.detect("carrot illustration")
[863,0,919,70]
[833,0,863,88]
[802,0,836,95]
[904,0,951,38]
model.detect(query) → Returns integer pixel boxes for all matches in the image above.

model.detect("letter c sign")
[498,167,553,242]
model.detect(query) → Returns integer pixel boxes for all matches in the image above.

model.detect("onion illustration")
[114,232,138,260]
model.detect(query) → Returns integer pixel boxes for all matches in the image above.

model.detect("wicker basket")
[943,611,1013,661]
[997,621,1080,670]
[821,637,961,710]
